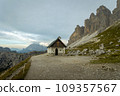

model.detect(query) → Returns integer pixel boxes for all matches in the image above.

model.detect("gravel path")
[25,54,120,80]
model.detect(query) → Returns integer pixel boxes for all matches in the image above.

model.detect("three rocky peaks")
[68,0,120,45]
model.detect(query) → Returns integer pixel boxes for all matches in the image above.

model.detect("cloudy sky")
[0,0,116,49]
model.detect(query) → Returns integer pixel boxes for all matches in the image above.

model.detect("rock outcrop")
[68,25,84,45]
[84,6,111,35]
[68,0,120,45]
[110,0,120,24]
[0,46,46,72]
[0,52,29,71]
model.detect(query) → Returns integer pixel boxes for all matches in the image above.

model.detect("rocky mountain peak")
[117,0,120,9]
[111,0,120,25]
[97,5,107,10]
[68,25,84,45]
[0,47,11,52]
[75,25,81,31]
[19,43,47,53]
[84,5,111,35]
[96,5,111,16]
[76,25,80,29]
[68,0,120,45]
[90,13,95,20]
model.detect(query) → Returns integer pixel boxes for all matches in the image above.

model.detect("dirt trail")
[25,54,120,80]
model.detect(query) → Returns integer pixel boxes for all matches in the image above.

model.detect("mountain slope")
[68,0,120,45]
[0,47,11,52]
[20,43,47,53]
[66,20,120,63]
[77,20,120,50]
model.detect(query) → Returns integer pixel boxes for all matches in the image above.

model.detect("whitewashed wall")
[47,47,65,55]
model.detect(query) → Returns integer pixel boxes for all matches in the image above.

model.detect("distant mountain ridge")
[10,48,21,52]
[19,43,47,53]
[68,0,120,45]
[0,47,11,52]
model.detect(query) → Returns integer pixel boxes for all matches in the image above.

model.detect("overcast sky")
[0,0,116,48]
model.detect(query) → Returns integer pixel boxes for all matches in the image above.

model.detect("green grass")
[77,42,98,51]
[65,49,69,54]
[95,22,120,50]
[11,61,31,80]
[0,57,31,80]
[91,51,120,64]
[65,48,81,54]
[91,56,120,64]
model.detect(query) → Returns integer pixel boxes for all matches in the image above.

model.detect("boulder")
[99,43,104,50]
[116,44,119,47]
[109,41,113,44]
[107,49,111,53]
[118,40,120,43]
[81,49,88,55]
[76,50,81,55]
[89,50,95,55]
[95,49,105,56]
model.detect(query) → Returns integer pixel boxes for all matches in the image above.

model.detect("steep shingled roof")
[47,37,66,48]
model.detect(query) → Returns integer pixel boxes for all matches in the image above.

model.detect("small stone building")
[47,37,66,55]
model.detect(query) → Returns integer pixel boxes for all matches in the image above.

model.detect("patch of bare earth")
[25,54,120,80]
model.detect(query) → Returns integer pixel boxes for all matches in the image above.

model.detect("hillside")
[76,20,120,50]
[0,47,11,52]
[0,45,46,73]
[66,20,120,63]
[0,51,30,72]
[68,0,120,45]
